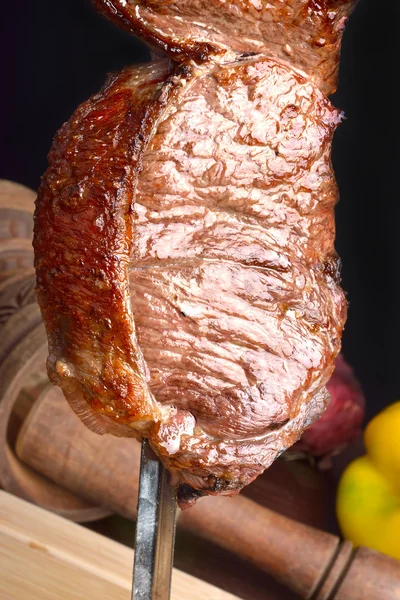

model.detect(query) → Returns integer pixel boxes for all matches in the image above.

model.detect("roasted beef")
[34,0,353,506]
[94,0,353,95]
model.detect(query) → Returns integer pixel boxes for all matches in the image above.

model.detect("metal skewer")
[132,438,177,600]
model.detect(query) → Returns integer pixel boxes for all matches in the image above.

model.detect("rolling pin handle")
[310,540,353,600]
[313,544,400,600]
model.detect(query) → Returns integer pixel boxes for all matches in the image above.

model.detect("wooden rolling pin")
[16,387,400,600]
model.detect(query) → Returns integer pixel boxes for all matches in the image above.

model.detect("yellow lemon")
[364,401,400,495]
[336,456,400,560]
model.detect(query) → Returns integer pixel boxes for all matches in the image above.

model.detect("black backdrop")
[1,0,398,422]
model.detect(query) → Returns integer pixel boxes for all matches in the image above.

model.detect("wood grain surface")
[0,490,240,600]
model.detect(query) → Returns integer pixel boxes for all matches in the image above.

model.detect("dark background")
[1,0,398,422]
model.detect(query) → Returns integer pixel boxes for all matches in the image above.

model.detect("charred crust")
[173,64,193,79]
[156,63,195,104]
[243,257,290,272]
[177,476,243,505]
[207,476,227,492]
[239,51,258,58]
[320,254,342,284]
[269,419,290,431]
[177,484,206,506]
[205,475,242,493]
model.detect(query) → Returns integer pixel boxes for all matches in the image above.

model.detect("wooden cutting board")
[0,491,239,600]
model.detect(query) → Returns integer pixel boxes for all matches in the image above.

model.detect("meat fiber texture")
[34,0,353,507]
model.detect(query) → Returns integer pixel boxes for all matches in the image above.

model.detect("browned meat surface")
[34,53,347,505]
[94,0,354,94]
[34,0,352,506]
[34,61,177,438]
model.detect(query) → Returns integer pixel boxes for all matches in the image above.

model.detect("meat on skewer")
[34,0,354,507]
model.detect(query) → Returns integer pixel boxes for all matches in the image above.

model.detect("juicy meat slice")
[94,0,354,94]
[34,55,347,505]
